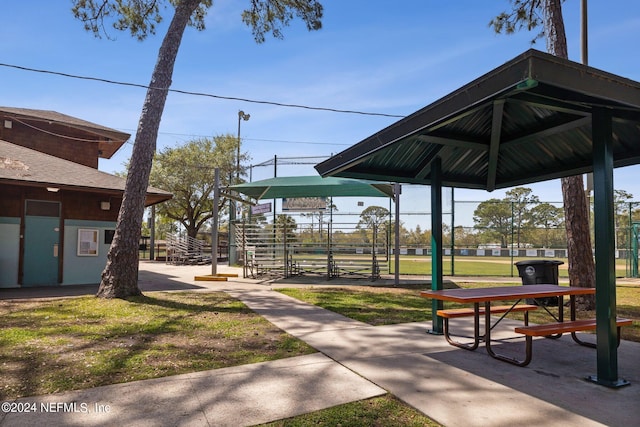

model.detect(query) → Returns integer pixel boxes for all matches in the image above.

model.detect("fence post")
[394,183,401,286]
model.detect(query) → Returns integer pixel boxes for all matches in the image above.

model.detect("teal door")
[23,201,60,286]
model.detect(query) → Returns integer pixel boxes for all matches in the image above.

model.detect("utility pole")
[229,110,250,266]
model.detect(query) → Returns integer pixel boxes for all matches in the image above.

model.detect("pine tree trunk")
[545,0,595,309]
[97,0,202,298]
[561,175,596,308]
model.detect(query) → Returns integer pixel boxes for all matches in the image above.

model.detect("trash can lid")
[515,259,564,266]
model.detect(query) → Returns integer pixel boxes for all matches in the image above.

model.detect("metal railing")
[166,233,210,265]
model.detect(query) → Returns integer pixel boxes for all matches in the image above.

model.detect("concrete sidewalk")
[1,262,639,426]
[0,353,384,427]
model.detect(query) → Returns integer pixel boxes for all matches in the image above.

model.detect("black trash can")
[515,259,564,306]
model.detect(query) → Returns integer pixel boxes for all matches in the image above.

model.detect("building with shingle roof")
[0,107,171,288]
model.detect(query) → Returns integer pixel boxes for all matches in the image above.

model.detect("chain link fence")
[386,200,640,278]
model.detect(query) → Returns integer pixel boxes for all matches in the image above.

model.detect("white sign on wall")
[77,229,98,256]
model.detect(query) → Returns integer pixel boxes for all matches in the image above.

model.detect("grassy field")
[292,253,632,278]
[386,256,630,278]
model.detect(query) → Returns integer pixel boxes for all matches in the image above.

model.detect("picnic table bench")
[419,284,633,367]
[437,304,539,350]
[510,318,634,366]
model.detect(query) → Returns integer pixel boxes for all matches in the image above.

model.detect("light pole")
[237,110,250,183]
[229,110,250,266]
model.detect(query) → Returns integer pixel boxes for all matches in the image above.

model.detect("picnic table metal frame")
[420,285,596,364]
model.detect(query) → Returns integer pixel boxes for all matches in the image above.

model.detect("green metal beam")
[590,107,629,387]
[487,100,505,191]
[414,134,488,151]
[501,116,591,149]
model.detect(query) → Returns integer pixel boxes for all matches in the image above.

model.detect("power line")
[10,116,104,143]
[252,156,329,167]
[0,62,406,119]
[119,129,352,147]
[246,137,349,146]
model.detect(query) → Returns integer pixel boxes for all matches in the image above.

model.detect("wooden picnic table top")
[420,284,595,303]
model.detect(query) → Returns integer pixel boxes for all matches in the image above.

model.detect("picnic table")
[419,285,630,366]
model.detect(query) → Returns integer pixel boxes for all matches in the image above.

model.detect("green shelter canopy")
[315,49,640,191]
[316,49,640,388]
[230,176,394,200]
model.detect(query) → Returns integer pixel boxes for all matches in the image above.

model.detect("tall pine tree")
[491,0,595,309]
[72,0,323,298]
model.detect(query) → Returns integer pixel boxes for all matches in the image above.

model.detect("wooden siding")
[0,114,101,168]
[62,191,122,222]
[0,186,22,217]
[0,185,120,222]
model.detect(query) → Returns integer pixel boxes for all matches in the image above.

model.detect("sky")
[2,1,640,228]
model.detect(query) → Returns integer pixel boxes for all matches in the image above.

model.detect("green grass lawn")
[258,394,439,427]
[0,292,314,400]
[4,275,635,426]
[293,253,631,277]
[279,286,432,325]
[386,256,630,277]
[277,281,640,342]
[0,290,442,426]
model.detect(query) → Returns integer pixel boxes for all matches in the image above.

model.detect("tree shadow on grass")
[0,291,287,400]
[125,292,252,315]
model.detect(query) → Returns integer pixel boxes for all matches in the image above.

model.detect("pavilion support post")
[327,197,333,280]
[589,107,629,387]
[429,156,444,334]
[394,183,401,286]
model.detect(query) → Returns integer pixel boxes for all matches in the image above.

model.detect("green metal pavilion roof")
[315,49,640,191]
[229,176,394,200]
[315,49,640,388]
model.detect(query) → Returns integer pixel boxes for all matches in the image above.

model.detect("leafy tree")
[331,230,354,245]
[527,202,565,248]
[491,0,596,309]
[148,212,176,240]
[473,199,513,248]
[505,187,539,247]
[300,199,335,238]
[357,206,390,244]
[452,226,481,249]
[72,0,323,298]
[272,214,297,243]
[406,224,432,246]
[148,135,247,240]
[614,190,634,250]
